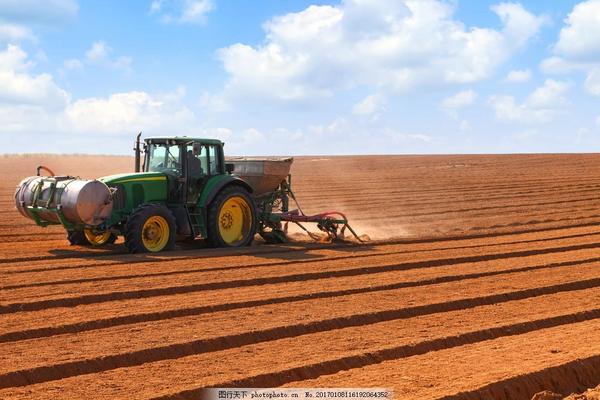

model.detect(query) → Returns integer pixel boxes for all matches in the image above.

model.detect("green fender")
[195,175,254,236]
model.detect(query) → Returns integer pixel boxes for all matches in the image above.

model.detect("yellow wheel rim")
[142,215,170,252]
[84,229,112,246]
[218,196,252,246]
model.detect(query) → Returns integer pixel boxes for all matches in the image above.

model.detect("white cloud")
[553,0,600,61]
[0,45,200,142]
[491,2,549,47]
[442,90,477,123]
[0,44,69,108]
[352,93,386,117]
[0,23,35,43]
[241,128,265,143]
[408,134,433,143]
[383,128,434,145]
[85,41,109,62]
[218,0,546,102]
[150,0,163,13]
[64,90,194,135]
[0,0,78,25]
[180,0,213,23]
[63,58,83,71]
[526,79,571,108]
[0,1,76,46]
[584,67,600,96]
[489,79,571,123]
[62,41,132,74]
[540,56,580,75]
[442,90,477,109]
[307,117,348,137]
[200,127,232,140]
[505,69,531,82]
[85,41,132,72]
[0,45,69,137]
[0,104,58,135]
[542,1,600,96]
[0,45,269,154]
[150,0,214,24]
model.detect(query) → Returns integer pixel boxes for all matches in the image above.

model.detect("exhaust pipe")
[134,132,142,172]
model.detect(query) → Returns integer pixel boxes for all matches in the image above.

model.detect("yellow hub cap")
[84,229,112,246]
[142,215,170,252]
[218,196,252,245]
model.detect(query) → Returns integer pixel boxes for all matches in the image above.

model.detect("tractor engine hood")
[99,172,170,212]
[99,171,168,185]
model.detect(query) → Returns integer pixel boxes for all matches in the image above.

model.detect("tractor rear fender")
[195,175,254,236]
[199,175,253,207]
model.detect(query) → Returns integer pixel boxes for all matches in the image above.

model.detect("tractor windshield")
[146,143,182,176]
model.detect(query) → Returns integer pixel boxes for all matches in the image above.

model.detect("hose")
[36,165,56,177]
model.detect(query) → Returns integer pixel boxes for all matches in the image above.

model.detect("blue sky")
[1,0,599,155]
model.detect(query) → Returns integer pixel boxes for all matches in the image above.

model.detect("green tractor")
[15,134,362,253]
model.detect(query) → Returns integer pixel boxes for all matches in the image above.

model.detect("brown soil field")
[1,153,600,399]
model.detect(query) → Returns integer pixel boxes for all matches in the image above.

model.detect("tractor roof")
[145,136,224,145]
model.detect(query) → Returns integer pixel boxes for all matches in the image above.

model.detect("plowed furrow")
[425,213,600,234]
[211,309,600,390]
[4,254,599,343]
[297,180,600,202]
[1,287,598,399]
[304,192,600,215]
[393,207,600,232]
[298,184,600,209]
[4,238,600,310]
[1,265,599,381]
[295,174,600,196]
[387,196,600,218]
[3,219,600,273]
[5,223,600,277]
[5,228,600,290]
[350,202,600,223]
[3,154,600,398]
[282,320,600,399]
[439,357,600,400]
[5,245,599,338]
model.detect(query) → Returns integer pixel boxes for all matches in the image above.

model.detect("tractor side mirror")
[225,163,235,174]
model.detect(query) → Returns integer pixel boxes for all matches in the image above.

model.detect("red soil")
[1,154,599,399]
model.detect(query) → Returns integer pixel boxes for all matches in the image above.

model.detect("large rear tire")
[207,185,256,248]
[125,204,176,253]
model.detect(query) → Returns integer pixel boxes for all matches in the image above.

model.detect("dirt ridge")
[153,311,600,399]
[2,287,600,389]
[6,229,600,289]
[5,241,600,314]
[3,256,600,343]
[438,356,600,400]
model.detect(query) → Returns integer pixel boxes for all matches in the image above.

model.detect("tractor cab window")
[147,143,182,176]
[186,144,205,177]
[208,145,220,175]
[187,143,220,176]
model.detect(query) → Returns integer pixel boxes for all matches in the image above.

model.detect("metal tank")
[15,176,114,226]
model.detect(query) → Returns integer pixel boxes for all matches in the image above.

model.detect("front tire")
[125,204,176,253]
[67,229,117,246]
[207,185,256,248]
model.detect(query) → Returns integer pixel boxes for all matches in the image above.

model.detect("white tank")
[15,177,114,226]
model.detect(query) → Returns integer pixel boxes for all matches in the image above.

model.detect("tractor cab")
[142,137,226,204]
